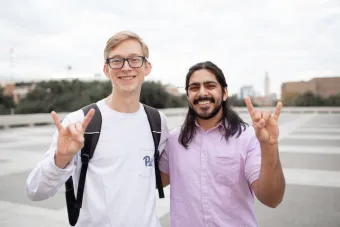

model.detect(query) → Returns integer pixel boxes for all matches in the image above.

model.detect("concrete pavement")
[1,112,340,226]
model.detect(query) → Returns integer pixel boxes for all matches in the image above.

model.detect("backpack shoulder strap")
[81,103,102,159]
[143,104,164,198]
[65,103,102,226]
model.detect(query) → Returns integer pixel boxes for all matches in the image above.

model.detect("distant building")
[240,85,256,99]
[0,81,35,104]
[270,93,277,100]
[281,77,340,99]
[264,72,270,98]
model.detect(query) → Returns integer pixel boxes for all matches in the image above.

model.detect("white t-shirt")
[26,99,170,227]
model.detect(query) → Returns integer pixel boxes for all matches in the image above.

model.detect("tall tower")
[264,71,270,97]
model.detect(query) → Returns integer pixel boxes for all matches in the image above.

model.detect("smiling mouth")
[197,100,211,105]
[118,76,136,80]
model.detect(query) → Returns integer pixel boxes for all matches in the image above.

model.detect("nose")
[198,86,208,96]
[121,59,132,71]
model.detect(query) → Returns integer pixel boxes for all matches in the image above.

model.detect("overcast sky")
[1,0,339,96]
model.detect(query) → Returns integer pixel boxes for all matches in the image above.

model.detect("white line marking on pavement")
[0,200,68,223]
[280,145,340,155]
[283,134,340,140]
[0,151,44,176]
[294,128,340,133]
[278,114,318,139]
[0,139,50,149]
[284,168,340,188]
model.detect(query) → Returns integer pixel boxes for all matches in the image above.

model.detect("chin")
[195,110,212,118]
[120,84,140,93]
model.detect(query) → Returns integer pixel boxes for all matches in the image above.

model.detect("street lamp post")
[9,48,15,115]
[9,48,15,82]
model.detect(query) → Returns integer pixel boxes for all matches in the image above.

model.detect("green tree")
[14,79,186,114]
[228,95,248,107]
[293,91,323,106]
[0,87,16,114]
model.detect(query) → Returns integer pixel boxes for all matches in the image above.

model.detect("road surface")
[0,111,339,226]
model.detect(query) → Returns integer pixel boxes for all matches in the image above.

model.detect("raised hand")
[51,109,95,160]
[245,96,282,145]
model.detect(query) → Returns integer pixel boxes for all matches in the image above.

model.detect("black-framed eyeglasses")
[105,56,148,69]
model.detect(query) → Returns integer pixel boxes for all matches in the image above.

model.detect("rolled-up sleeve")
[159,145,170,174]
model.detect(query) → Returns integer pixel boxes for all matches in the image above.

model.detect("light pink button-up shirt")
[159,123,261,227]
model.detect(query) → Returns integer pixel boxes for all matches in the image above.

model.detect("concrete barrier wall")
[1,107,340,129]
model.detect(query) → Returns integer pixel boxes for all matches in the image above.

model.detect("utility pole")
[9,48,15,82]
[9,48,15,115]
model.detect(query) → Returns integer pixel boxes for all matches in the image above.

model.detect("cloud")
[0,0,339,97]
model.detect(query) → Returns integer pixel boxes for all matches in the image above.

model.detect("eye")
[130,57,142,63]
[109,58,123,64]
[206,84,216,89]
[189,86,199,91]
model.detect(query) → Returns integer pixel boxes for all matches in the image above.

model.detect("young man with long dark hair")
[159,61,285,227]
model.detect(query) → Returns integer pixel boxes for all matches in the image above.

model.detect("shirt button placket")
[201,133,209,224]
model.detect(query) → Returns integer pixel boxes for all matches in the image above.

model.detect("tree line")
[1,80,188,115]
[1,80,339,115]
[281,91,340,106]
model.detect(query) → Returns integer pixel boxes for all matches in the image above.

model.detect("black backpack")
[64,103,164,226]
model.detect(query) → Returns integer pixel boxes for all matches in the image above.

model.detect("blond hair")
[103,31,149,61]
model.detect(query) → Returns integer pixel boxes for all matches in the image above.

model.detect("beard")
[189,96,223,120]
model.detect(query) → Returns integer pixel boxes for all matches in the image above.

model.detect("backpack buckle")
[81,153,90,164]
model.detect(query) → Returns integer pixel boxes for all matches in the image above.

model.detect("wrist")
[54,151,74,169]
[260,142,279,167]
[260,141,278,149]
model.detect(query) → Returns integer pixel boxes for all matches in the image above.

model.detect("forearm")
[256,143,285,207]
[160,172,170,187]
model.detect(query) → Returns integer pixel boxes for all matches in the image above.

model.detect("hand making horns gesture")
[51,109,95,157]
[245,96,282,145]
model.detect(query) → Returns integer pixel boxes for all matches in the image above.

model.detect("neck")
[197,109,223,131]
[106,90,140,113]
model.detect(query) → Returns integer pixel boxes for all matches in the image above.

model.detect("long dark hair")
[179,61,248,148]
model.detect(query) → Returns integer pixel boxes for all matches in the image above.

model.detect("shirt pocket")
[214,155,240,186]
[138,148,155,178]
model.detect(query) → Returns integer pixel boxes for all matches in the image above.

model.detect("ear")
[223,87,228,101]
[144,61,152,77]
[103,64,110,79]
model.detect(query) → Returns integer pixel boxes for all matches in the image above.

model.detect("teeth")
[120,76,135,80]
[198,101,210,104]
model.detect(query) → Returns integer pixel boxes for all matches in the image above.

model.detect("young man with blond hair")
[26,31,169,227]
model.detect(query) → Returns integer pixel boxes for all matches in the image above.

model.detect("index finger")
[51,111,63,131]
[245,96,255,116]
[273,101,282,121]
[82,108,95,130]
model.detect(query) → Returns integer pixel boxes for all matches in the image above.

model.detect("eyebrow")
[188,81,218,87]
[108,53,142,58]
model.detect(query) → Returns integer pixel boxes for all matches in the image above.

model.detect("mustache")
[193,97,215,105]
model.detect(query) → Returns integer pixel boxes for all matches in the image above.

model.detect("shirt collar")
[194,119,225,133]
